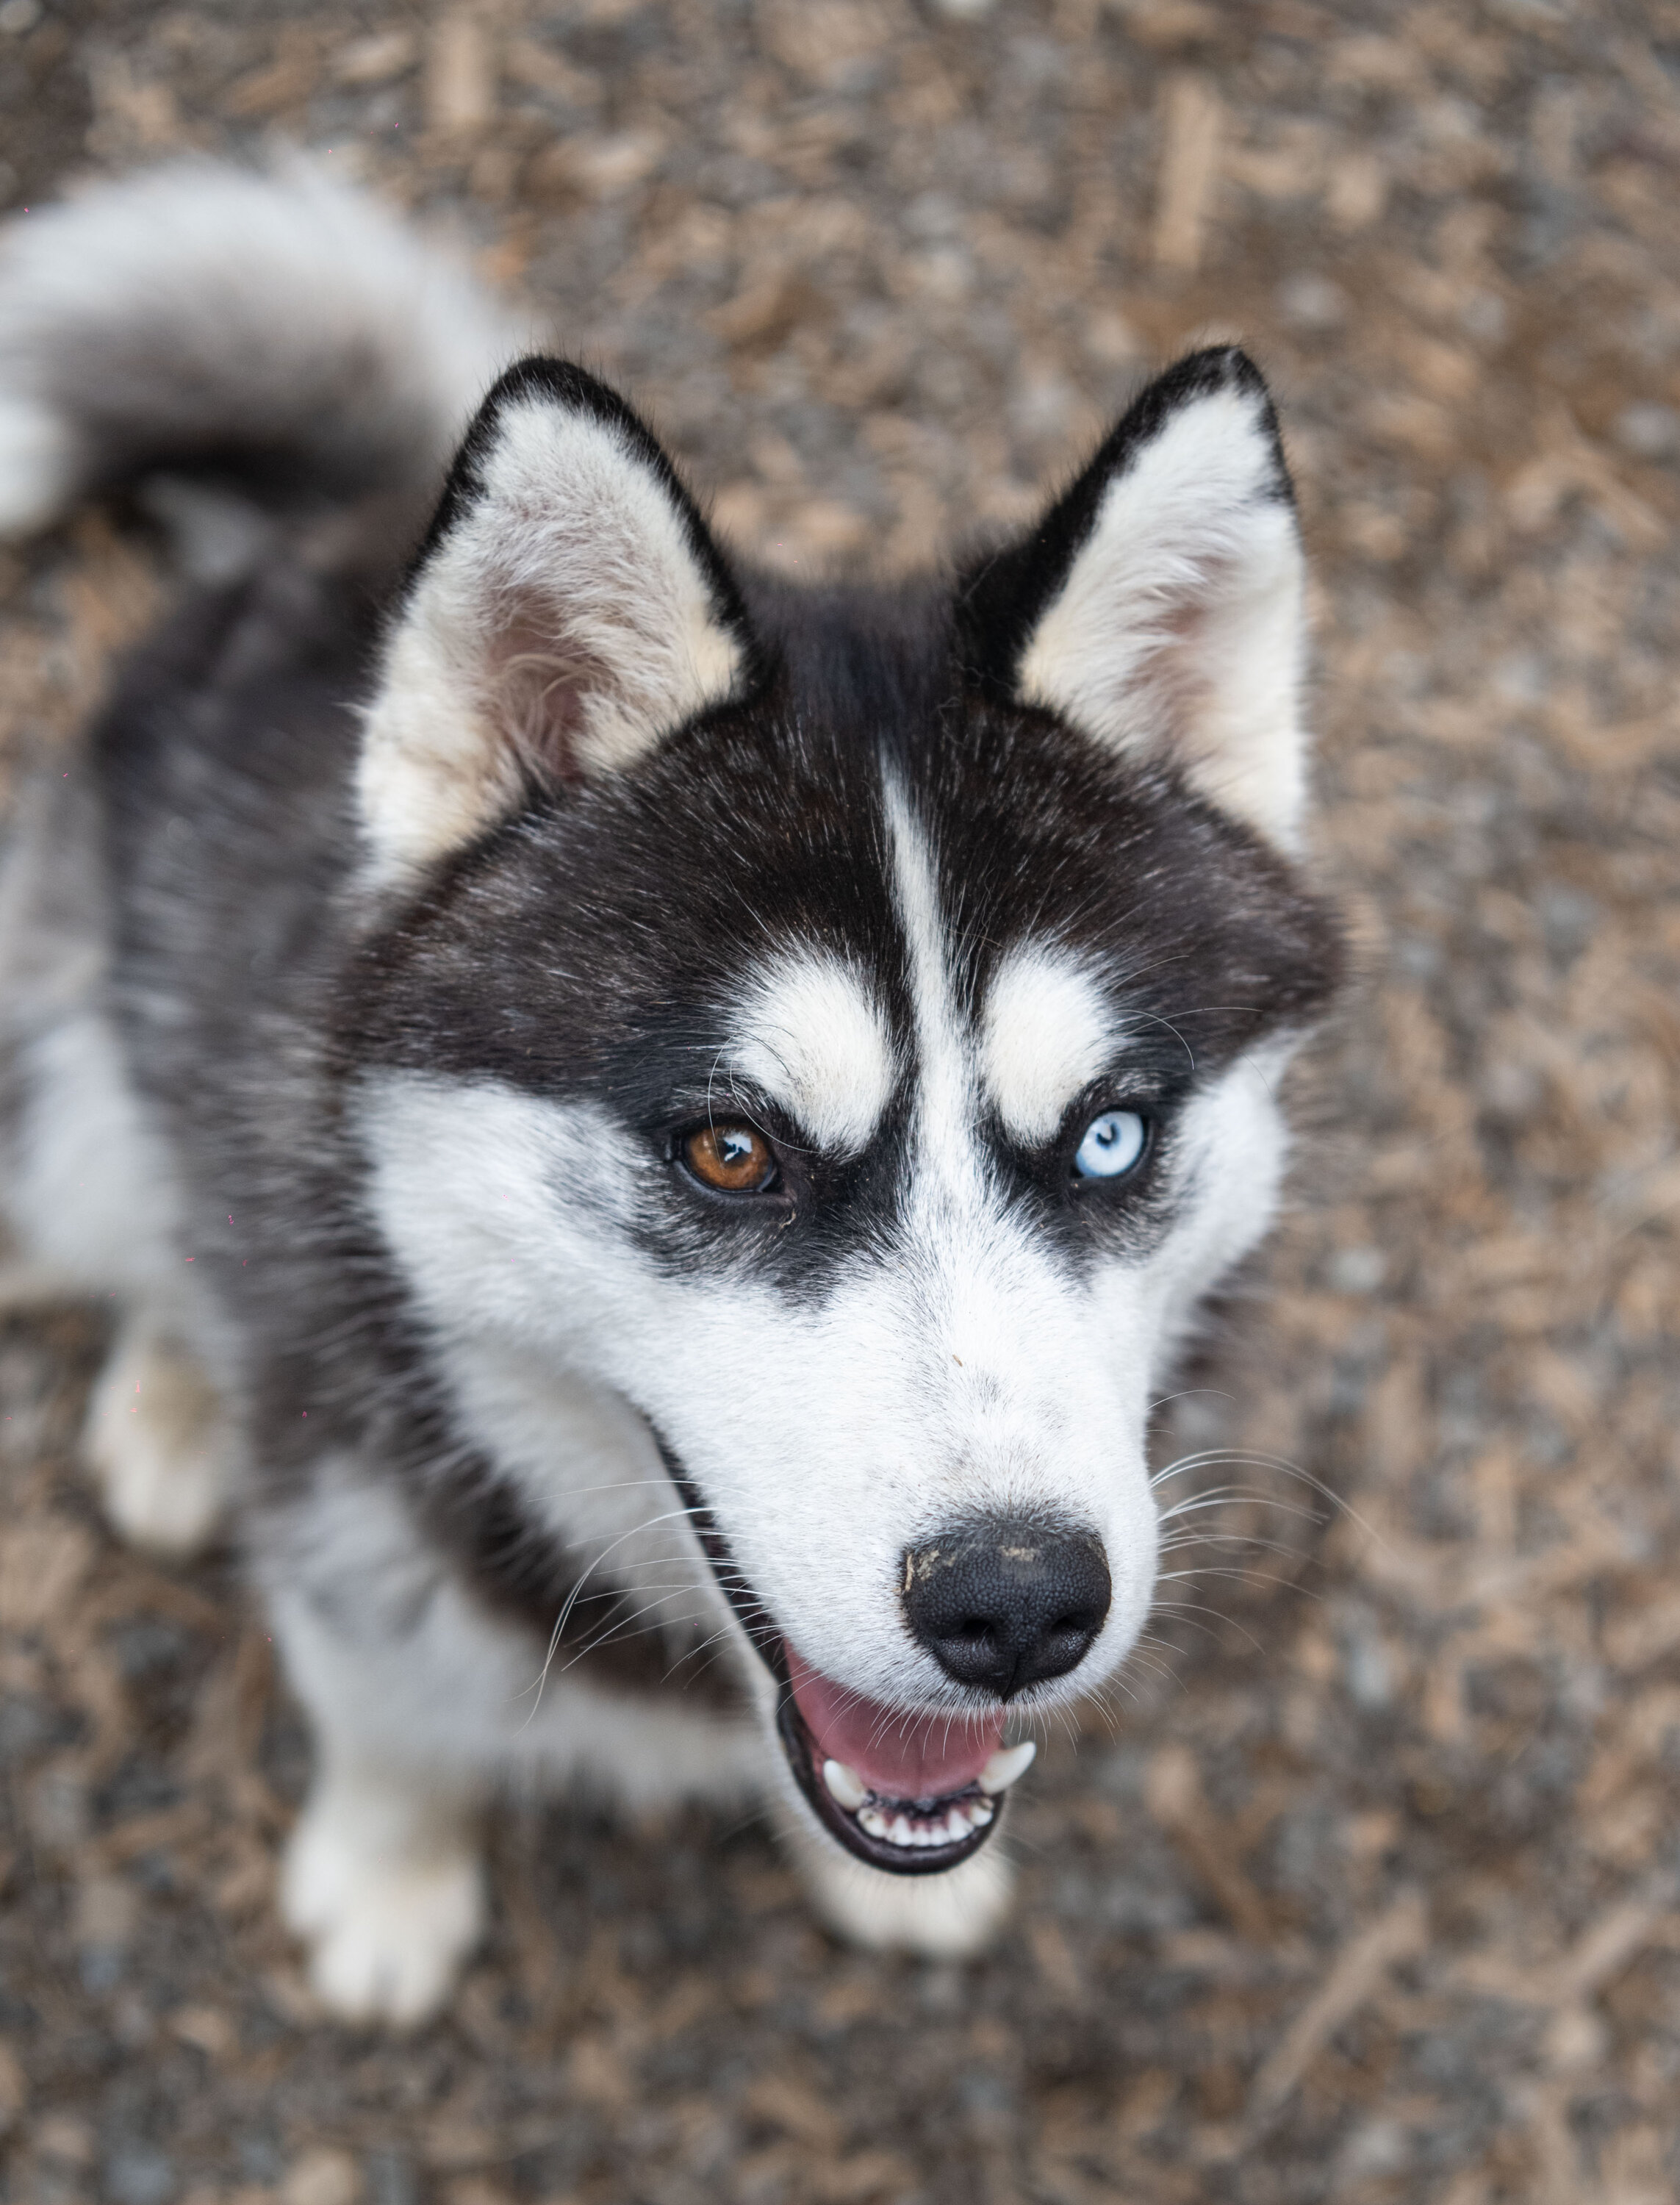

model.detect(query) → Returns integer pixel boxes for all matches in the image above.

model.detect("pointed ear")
[958,348,1309,850]
[357,357,753,889]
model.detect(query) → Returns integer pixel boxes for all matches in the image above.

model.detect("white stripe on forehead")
[983,944,1119,1145]
[881,774,974,1175]
[727,951,897,1158]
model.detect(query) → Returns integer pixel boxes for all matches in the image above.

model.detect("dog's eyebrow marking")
[983,944,1119,1145]
[727,951,897,1158]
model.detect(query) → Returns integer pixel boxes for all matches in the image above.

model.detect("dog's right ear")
[356,358,753,891]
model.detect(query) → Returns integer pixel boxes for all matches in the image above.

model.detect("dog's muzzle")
[655,1433,1102,1875]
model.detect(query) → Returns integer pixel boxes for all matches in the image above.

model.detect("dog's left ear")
[357,357,752,890]
[957,348,1309,850]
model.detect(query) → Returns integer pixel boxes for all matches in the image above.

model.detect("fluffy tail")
[0,157,522,541]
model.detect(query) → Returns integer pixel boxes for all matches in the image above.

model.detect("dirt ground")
[1,1,1679,2200]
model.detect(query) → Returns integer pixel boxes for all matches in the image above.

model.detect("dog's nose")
[902,1518,1112,1699]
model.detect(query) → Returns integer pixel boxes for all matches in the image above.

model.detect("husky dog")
[0,162,1340,2023]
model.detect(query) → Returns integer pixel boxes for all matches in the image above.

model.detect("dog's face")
[348,353,1340,1874]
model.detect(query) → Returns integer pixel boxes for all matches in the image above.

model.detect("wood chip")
[281,2147,362,2205]
[0,1514,94,1632]
[427,12,496,137]
[330,31,417,88]
[1247,1891,1429,2119]
[1153,73,1223,271]
[1146,1745,1274,1943]
[1549,1888,1675,2006]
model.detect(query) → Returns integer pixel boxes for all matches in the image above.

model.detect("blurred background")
[1,3,1678,2201]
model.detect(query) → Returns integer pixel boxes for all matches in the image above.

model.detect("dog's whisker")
[1149,1597,1268,1657]
[521,1505,719,1720]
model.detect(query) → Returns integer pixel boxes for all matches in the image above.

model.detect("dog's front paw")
[83,1324,231,1558]
[800,1838,1016,1959]
[281,1788,484,2028]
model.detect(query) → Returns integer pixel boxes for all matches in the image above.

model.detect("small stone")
[283,2148,362,2205]
[1010,370,1076,443]
[170,2007,235,2059]
[74,1876,138,1953]
[37,2117,93,2166]
[1460,290,1508,343]
[29,1768,89,1851]
[1537,884,1597,963]
[1546,2004,1609,2070]
[1615,402,1680,461]
[364,2150,418,2205]
[0,2043,24,2131]
[103,2145,176,2205]
[1342,1626,1393,1711]
[1274,273,1348,331]
[1327,1246,1386,1295]
[1084,309,1144,367]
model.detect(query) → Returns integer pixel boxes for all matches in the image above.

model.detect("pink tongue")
[786,1645,1003,1800]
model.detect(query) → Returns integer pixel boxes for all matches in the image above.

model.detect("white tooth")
[978,1740,1037,1794]
[890,1815,915,1846]
[970,1796,994,1825]
[945,1808,972,1843]
[823,1758,869,1811]
[858,1806,889,1839]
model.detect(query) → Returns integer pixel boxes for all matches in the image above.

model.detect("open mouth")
[654,1432,1032,1875]
[778,1643,1034,1873]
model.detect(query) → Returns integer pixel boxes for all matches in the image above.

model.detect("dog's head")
[348,352,1341,1873]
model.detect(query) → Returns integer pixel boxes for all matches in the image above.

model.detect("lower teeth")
[853,1790,992,1848]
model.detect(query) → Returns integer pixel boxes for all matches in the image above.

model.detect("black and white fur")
[0,161,1340,2023]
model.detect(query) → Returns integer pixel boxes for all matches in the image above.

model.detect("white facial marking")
[728,952,897,1158]
[880,774,975,1189]
[982,944,1116,1145]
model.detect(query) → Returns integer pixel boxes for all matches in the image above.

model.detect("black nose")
[902,1517,1112,1699]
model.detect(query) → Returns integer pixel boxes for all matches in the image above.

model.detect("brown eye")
[683,1123,778,1194]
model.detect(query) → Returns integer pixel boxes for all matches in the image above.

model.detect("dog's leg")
[82,1310,232,1558]
[793,1827,1016,1958]
[266,1502,501,2027]
[281,1733,485,2029]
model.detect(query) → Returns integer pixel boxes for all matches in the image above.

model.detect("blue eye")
[1073,1111,1148,1180]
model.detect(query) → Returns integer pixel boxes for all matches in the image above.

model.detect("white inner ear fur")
[1017,383,1308,850]
[727,952,897,1158]
[982,944,1117,1145]
[357,396,742,889]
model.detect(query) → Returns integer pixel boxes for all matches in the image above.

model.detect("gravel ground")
[2,4,1679,2201]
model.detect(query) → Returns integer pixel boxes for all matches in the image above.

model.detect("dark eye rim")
[670,1117,789,1200]
[1066,1105,1157,1188]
